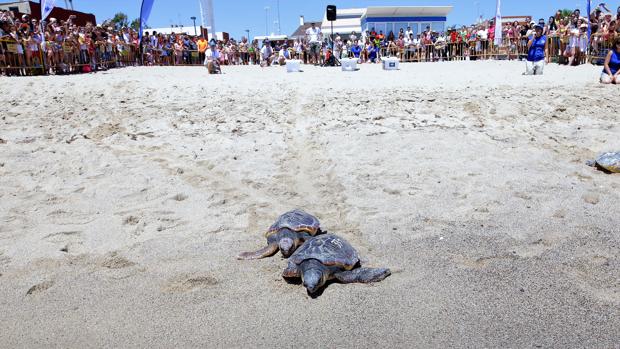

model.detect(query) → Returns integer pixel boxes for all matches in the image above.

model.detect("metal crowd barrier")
[589,33,618,65]
[2,34,618,75]
[0,38,45,76]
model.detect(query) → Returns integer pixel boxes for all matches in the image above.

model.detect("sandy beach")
[0,61,618,348]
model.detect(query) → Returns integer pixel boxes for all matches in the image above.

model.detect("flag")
[41,0,57,21]
[494,0,502,46]
[199,0,216,39]
[139,0,155,41]
[587,0,592,42]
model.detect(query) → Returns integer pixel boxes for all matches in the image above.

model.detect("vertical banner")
[199,0,216,39]
[586,0,591,43]
[41,0,57,21]
[494,0,502,46]
[139,0,155,41]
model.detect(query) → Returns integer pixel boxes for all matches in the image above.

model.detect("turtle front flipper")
[237,243,278,260]
[334,267,391,284]
[282,262,301,278]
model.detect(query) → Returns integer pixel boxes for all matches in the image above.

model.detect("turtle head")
[302,269,324,294]
[301,264,327,294]
[278,237,295,257]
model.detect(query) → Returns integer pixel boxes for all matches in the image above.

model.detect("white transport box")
[286,60,302,72]
[341,58,358,71]
[382,57,399,70]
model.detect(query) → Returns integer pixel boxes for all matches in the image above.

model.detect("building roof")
[321,8,364,35]
[364,6,453,18]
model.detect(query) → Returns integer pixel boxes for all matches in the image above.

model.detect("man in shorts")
[306,22,322,65]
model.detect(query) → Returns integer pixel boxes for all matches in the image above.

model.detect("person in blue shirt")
[524,24,546,75]
[350,42,361,62]
[601,37,620,84]
[366,42,377,63]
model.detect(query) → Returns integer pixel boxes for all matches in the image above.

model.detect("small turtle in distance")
[283,234,391,295]
[586,152,620,173]
[237,209,322,260]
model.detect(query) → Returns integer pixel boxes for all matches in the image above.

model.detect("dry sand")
[0,61,619,348]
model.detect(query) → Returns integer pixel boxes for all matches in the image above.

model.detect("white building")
[320,8,365,36]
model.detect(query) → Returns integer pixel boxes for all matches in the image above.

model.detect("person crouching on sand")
[204,40,221,74]
[524,24,546,75]
[601,37,620,84]
[260,39,273,67]
[277,43,290,65]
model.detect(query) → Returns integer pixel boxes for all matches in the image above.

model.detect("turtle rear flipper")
[585,160,596,167]
[237,244,278,260]
[334,267,391,284]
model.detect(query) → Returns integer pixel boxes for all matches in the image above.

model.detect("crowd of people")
[0,9,141,75]
[0,5,619,81]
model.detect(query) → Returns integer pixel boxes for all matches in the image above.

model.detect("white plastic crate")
[382,57,399,70]
[341,58,358,71]
[286,60,302,72]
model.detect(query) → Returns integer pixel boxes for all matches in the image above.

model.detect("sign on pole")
[139,0,155,40]
[41,0,57,21]
[199,0,216,39]
[494,0,502,46]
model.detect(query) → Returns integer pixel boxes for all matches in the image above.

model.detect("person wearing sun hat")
[524,24,546,75]
[204,39,221,74]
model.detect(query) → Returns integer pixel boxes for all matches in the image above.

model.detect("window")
[431,22,445,33]
[393,23,408,36]
[374,23,386,35]
[411,23,421,36]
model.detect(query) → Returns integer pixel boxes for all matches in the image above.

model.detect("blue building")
[361,6,453,36]
[317,6,453,38]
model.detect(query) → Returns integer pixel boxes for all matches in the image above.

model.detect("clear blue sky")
[71,0,597,38]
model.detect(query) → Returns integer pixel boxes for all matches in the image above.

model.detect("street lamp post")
[276,0,281,35]
[190,16,197,36]
[245,29,250,41]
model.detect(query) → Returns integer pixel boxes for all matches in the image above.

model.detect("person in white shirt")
[405,26,414,39]
[260,39,274,67]
[333,34,342,59]
[435,33,447,61]
[404,33,414,60]
[204,42,221,74]
[350,31,357,44]
[477,26,489,55]
[277,44,291,65]
[305,23,322,65]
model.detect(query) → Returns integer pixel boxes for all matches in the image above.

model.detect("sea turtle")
[283,234,391,295]
[237,209,321,260]
[586,152,620,173]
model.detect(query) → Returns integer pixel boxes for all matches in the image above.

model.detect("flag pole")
[139,0,144,66]
[586,0,591,54]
